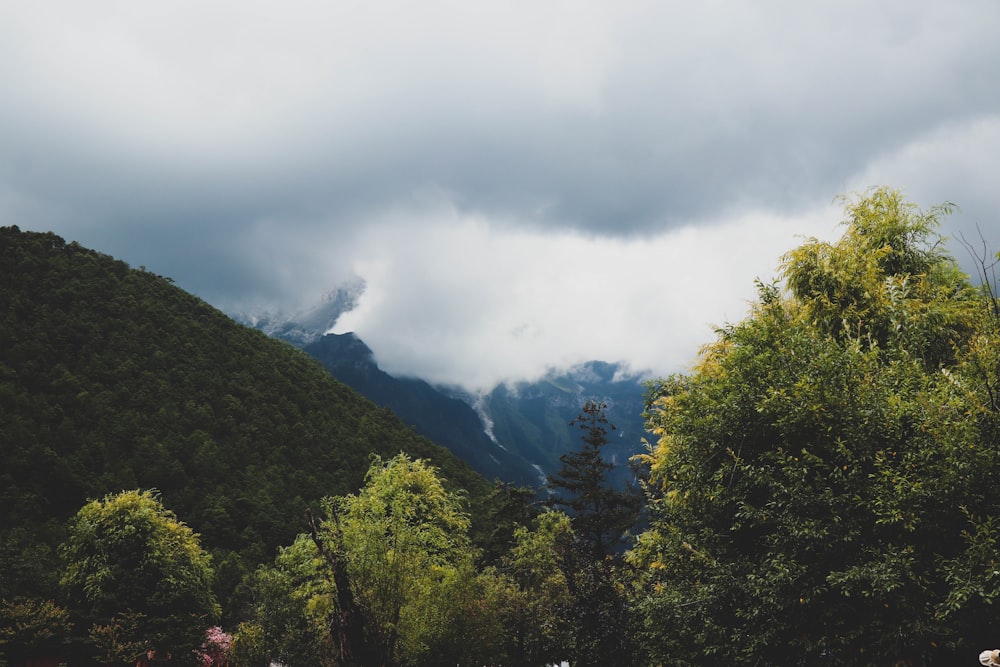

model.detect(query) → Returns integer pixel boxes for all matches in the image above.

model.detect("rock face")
[301,333,651,489]
[234,278,366,346]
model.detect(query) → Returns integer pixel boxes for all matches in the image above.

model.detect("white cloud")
[332,200,840,389]
[851,116,1000,217]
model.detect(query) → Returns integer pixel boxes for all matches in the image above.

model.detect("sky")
[3,1,999,390]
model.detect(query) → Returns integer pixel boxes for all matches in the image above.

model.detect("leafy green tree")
[631,187,1000,665]
[475,480,540,567]
[277,454,502,667]
[546,400,642,559]
[88,609,149,666]
[60,490,219,665]
[558,535,643,667]
[0,526,63,602]
[334,455,477,665]
[407,560,508,667]
[233,534,337,667]
[0,597,72,666]
[497,510,575,666]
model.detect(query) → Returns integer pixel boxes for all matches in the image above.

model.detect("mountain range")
[238,289,654,489]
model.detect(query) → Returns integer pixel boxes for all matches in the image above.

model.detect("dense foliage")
[0,597,72,666]
[232,436,643,667]
[236,455,569,667]
[61,490,219,665]
[6,187,1000,666]
[319,455,492,665]
[0,226,489,605]
[632,188,1000,665]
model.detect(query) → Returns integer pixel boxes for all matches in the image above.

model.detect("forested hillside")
[6,189,1000,666]
[0,226,489,601]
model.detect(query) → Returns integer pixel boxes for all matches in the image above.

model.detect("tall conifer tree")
[546,400,641,558]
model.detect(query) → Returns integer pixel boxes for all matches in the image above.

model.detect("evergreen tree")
[546,400,642,558]
[545,401,644,667]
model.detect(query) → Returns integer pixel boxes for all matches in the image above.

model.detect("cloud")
[850,115,1000,241]
[1,0,999,388]
[331,199,840,389]
[5,1,998,230]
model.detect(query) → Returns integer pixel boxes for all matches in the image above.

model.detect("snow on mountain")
[234,278,366,345]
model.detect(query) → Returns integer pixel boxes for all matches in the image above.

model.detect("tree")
[236,454,506,667]
[631,187,1000,665]
[305,454,501,666]
[0,597,72,666]
[229,532,338,667]
[195,626,232,667]
[497,510,575,665]
[556,534,643,667]
[328,454,472,665]
[475,480,540,567]
[546,400,642,559]
[60,490,219,665]
[544,402,644,666]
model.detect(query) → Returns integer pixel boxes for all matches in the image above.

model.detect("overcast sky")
[3,1,999,390]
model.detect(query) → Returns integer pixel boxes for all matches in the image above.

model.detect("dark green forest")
[5,187,1000,666]
[0,225,489,604]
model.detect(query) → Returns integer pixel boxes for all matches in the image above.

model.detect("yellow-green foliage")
[60,490,218,664]
[633,188,1000,665]
[332,454,474,664]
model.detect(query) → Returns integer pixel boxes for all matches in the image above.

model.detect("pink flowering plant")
[195,626,232,666]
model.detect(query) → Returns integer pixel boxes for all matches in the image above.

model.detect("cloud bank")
[2,0,999,389]
[330,201,842,388]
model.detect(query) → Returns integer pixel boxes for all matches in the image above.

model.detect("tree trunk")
[307,509,386,667]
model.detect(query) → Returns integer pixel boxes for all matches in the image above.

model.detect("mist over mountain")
[233,278,366,346]
[300,332,542,486]
[244,294,652,488]
[465,361,651,489]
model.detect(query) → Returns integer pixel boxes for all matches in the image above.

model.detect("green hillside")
[0,226,490,600]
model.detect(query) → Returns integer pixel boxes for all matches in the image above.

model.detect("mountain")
[465,361,652,489]
[244,296,653,489]
[301,332,542,486]
[0,226,490,601]
[234,278,366,346]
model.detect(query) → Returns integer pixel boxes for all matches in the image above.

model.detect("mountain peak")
[234,278,366,345]
[315,331,375,365]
